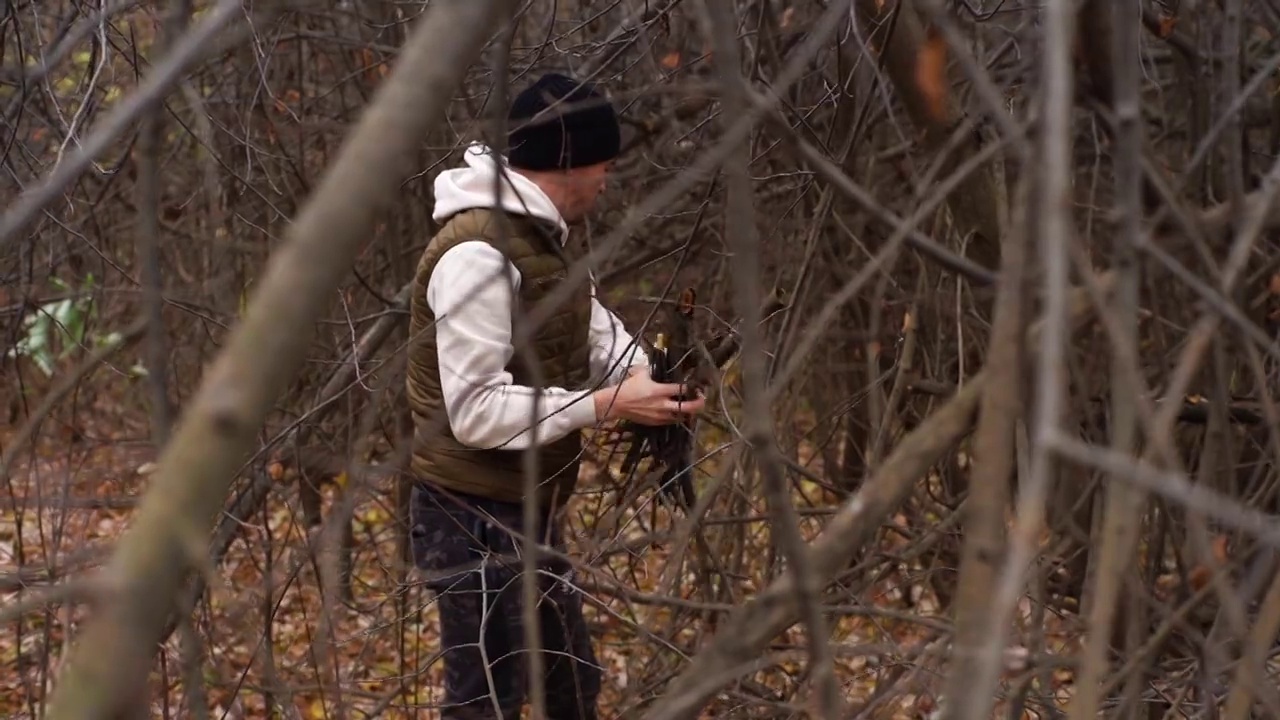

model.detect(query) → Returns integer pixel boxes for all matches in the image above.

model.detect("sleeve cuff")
[566,389,600,429]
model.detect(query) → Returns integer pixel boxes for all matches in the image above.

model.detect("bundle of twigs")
[614,286,788,512]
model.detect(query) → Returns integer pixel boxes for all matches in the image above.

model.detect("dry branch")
[851,0,1006,269]
[702,0,840,716]
[939,122,1029,720]
[1223,563,1280,720]
[518,0,858,337]
[149,282,413,652]
[952,0,1078,714]
[759,98,1000,288]
[1048,435,1280,553]
[1069,0,1146,715]
[13,0,1280,714]
[639,272,1115,720]
[1,318,148,485]
[0,0,268,249]
[39,2,512,717]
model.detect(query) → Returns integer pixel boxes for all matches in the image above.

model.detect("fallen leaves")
[1212,534,1230,564]
[780,5,795,30]
[0,364,1131,720]
[1161,534,1231,594]
[273,88,303,115]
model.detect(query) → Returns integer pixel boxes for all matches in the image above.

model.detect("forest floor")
[0,384,1074,719]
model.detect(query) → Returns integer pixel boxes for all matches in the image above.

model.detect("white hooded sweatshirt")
[426,143,648,451]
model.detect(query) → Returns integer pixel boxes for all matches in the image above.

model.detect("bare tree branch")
[1,318,148,485]
[39,2,512,716]
[1069,0,1145,715]
[938,95,1029,720]
[0,0,272,249]
[949,0,1077,714]
[639,272,1115,720]
[700,1,841,717]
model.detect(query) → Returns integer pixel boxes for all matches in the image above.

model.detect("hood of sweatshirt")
[431,143,569,244]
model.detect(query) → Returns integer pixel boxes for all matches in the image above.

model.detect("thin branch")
[951,0,1076,714]
[517,0,858,340]
[1069,0,1145,714]
[938,103,1029,720]
[0,0,269,248]
[1048,434,1280,551]
[39,2,512,716]
[701,1,840,718]
[637,272,1114,720]
[1,317,148,485]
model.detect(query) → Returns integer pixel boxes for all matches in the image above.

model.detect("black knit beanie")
[507,72,621,171]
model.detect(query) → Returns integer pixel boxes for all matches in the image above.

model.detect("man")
[404,72,704,719]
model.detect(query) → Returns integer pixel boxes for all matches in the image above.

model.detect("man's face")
[560,161,611,222]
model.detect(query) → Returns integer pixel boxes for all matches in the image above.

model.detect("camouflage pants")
[409,481,602,720]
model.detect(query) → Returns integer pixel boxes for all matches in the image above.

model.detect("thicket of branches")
[4,0,1280,718]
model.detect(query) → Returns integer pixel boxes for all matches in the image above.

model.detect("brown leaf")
[915,26,950,123]
[1212,534,1229,564]
[1157,14,1177,39]
[780,6,795,30]
[677,287,696,315]
[1188,564,1212,591]
[660,51,681,70]
[1268,272,1280,296]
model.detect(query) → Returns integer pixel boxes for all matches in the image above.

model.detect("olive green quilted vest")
[405,208,593,509]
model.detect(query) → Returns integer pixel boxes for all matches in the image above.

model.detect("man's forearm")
[442,376,598,449]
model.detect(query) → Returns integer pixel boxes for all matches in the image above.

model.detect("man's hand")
[593,369,705,425]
